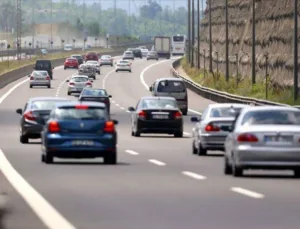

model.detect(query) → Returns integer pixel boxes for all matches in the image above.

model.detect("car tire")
[111,64,113,67]
[129,70,131,72]
[67,91,71,95]
[294,169,300,178]
[64,67,66,70]
[116,70,118,72]
[182,109,188,115]
[47,85,51,88]
[192,141,197,154]
[30,85,33,88]
[20,135,29,144]
[44,152,53,164]
[156,58,159,61]
[224,156,232,175]
[197,143,207,156]
[232,160,243,177]
[41,154,45,163]
[174,132,183,138]
[147,59,149,61]
[104,152,117,165]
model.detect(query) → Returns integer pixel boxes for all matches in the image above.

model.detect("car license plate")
[72,140,94,146]
[35,78,44,80]
[264,136,292,142]
[152,114,168,119]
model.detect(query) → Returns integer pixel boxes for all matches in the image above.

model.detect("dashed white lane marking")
[231,187,264,199]
[125,150,139,155]
[0,150,76,229]
[182,171,207,180]
[120,107,125,110]
[183,132,191,136]
[139,60,203,116]
[111,100,115,103]
[148,159,166,166]
[126,110,130,113]
[115,104,120,107]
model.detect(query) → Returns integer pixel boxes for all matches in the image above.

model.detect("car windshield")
[33,71,48,77]
[125,52,132,54]
[55,107,107,120]
[210,107,243,118]
[149,51,157,54]
[72,77,88,82]
[86,61,98,64]
[31,100,67,110]
[82,89,107,96]
[157,80,185,93]
[241,110,300,125]
[142,99,178,109]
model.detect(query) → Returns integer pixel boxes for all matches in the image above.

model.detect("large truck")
[154,36,171,59]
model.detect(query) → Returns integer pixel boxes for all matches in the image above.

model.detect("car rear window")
[125,51,132,54]
[210,107,243,118]
[72,77,88,82]
[67,58,76,61]
[241,110,300,125]
[82,89,107,96]
[119,61,129,64]
[35,61,51,69]
[33,71,48,77]
[142,99,178,109]
[55,107,107,120]
[157,80,186,93]
[31,100,67,110]
[101,55,111,59]
[86,61,98,64]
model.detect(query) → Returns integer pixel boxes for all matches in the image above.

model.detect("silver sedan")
[191,103,249,155]
[29,70,51,88]
[66,75,93,95]
[224,106,300,177]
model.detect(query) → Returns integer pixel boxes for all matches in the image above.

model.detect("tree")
[140,0,162,19]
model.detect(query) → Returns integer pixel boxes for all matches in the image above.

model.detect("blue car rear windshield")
[31,100,67,110]
[55,107,107,120]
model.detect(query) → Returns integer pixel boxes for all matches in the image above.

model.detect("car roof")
[124,51,132,53]
[207,103,249,109]
[56,101,106,108]
[156,77,184,82]
[33,70,48,73]
[140,96,176,101]
[71,74,89,78]
[240,106,297,113]
[71,54,82,56]
[36,59,51,62]
[28,97,70,102]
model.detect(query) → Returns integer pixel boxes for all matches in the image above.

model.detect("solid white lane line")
[111,100,115,103]
[183,132,191,136]
[231,187,264,199]
[0,151,76,229]
[126,110,130,113]
[188,109,202,115]
[148,159,166,166]
[125,150,139,155]
[0,78,29,104]
[182,171,207,180]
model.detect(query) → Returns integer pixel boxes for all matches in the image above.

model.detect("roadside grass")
[181,57,299,105]
[0,47,118,76]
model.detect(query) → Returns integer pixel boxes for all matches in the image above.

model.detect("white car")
[85,60,100,74]
[66,74,93,95]
[115,60,132,72]
[141,49,149,57]
[99,55,113,66]
[122,51,134,60]
[29,70,51,88]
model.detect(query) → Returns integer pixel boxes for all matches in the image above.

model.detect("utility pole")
[31,0,35,50]
[16,0,22,60]
[129,0,131,35]
[191,0,195,67]
[294,0,298,101]
[99,0,102,41]
[188,0,191,64]
[208,0,213,73]
[225,0,229,81]
[197,0,200,69]
[50,0,53,50]
[159,0,162,35]
[252,0,256,84]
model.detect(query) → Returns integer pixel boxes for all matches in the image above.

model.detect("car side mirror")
[113,119,118,125]
[16,108,22,115]
[108,95,112,98]
[190,116,200,122]
[128,107,135,112]
[149,86,153,91]
[66,79,69,82]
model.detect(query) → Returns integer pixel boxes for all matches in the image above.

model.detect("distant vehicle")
[190,103,249,156]
[41,102,119,164]
[34,60,54,79]
[115,60,132,72]
[138,46,147,49]
[154,36,171,59]
[85,60,100,74]
[41,49,48,55]
[122,51,134,60]
[66,75,93,95]
[149,78,188,115]
[16,97,70,143]
[132,49,142,58]
[99,55,113,66]
[71,54,84,65]
[64,44,73,51]
[64,57,79,70]
[146,51,158,60]
[85,51,98,62]
[78,64,97,79]
[171,34,186,55]
[78,88,112,114]
[127,48,135,52]
[29,70,51,88]
[224,106,300,177]
[128,96,183,137]
[141,49,149,57]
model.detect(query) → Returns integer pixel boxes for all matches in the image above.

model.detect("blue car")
[41,101,118,164]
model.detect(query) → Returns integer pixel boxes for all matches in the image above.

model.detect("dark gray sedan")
[16,97,71,143]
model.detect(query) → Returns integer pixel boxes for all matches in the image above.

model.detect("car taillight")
[75,104,89,109]
[104,121,115,133]
[46,76,50,80]
[48,121,60,133]
[30,76,34,80]
[86,82,92,86]
[174,111,182,119]
[138,110,146,119]
[24,111,36,121]
[69,82,75,86]
[237,133,258,142]
[205,123,220,132]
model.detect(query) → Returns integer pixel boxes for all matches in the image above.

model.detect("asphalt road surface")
[0,56,300,229]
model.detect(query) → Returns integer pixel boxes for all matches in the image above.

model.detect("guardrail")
[170,58,290,107]
[0,42,152,89]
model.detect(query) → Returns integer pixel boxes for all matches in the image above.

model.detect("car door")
[194,108,208,145]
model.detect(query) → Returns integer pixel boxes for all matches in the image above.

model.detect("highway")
[0,56,300,229]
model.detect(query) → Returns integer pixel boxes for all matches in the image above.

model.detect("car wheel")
[30,85,33,88]
[116,70,118,72]
[64,67,66,70]
[182,109,188,115]
[192,140,197,154]
[67,91,71,95]
[129,70,131,72]
[147,59,149,61]
[41,154,45,163]
[232,160,243,177]
[20,135,29,144]
[47,85,51,88]
[224,156,232,175]
[44,152,53,164]
[104,152,117,165]
[156,58,159,61]
[198,143,207,156]
[294,169,300,178]
[111,64,113,67]
[174,132,183,137]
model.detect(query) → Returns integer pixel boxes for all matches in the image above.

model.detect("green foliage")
[181,57,300,105]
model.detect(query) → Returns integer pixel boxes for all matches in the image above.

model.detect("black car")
[16,97,71,143]
[78,88,112,114]
[132,49,142,58]
[71,54,84,65]
[34,60,54,79]
[128,96,183,137]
